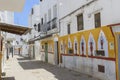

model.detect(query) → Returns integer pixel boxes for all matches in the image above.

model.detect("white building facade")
[58,0,120,80]
[59,0,120,36]
[0,11,14,73]
[28,4,41,59]
[28,0,120,80]
[38,0,59,65]
[28,0,59,63]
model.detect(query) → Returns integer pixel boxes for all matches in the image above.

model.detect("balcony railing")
[41,24,46,32]
[47,21,52,31]
[52,17,57,29]
[38,17,58,37]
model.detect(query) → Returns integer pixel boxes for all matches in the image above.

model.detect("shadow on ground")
[17,57,31,61]
[2,77,15,80]
[18,57,99,80]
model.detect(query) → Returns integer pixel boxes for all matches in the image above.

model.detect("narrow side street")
[2,55,100,80]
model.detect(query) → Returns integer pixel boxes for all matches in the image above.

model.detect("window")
[53,4,57,18]
[34,24,37,30]
[44,14,47,23]
[77,14,84,31]
[16,41,19,44]
[94,12,101,28]
[31,8,34,15]
[98,65,105,73]
[67,24,71,34]
[48,9,51,21]
[38,23,41,32]
[41,18,43,25]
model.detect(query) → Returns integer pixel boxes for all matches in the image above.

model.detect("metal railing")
[39,17,57,36]
[47,21,52,31]
[52,17,57,29]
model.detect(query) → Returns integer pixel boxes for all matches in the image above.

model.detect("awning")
[0,0,25,12]
[0,23,31,35]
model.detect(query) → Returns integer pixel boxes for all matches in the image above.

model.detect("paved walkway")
[2,55,100,80]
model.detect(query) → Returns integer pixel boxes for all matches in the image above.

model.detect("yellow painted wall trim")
[59,26,115,58]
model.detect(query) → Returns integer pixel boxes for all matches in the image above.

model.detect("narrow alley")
[2,55,100,80]
[1,0,120,80]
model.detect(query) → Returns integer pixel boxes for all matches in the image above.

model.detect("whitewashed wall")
[38,0,58,64]
[58,0,119,80]
[40,52,45,62]
[0,11,15,73]
[59,0,120,36]
[39,0,58,22]
[21,44,28,57]
[27,4,41,59]
[31,4,40,38]
[35,41,41,60]
[48,53,55,65]
[62,56,116,80]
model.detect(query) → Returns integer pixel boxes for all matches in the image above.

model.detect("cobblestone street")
[2,55,100,80]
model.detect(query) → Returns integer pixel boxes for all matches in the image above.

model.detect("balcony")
[39,24,47,37]
[47,21,52,31]
[46,18,58,35]
[52,17,57,29]
[41,24,47,32]
[39,18,58,36]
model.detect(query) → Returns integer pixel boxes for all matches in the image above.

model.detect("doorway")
[45,43,48,62]
[54,41,59,65]
[19,48,20,55]
[33,45,35,59]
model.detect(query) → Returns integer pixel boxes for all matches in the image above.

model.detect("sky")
[14,0,39,26]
